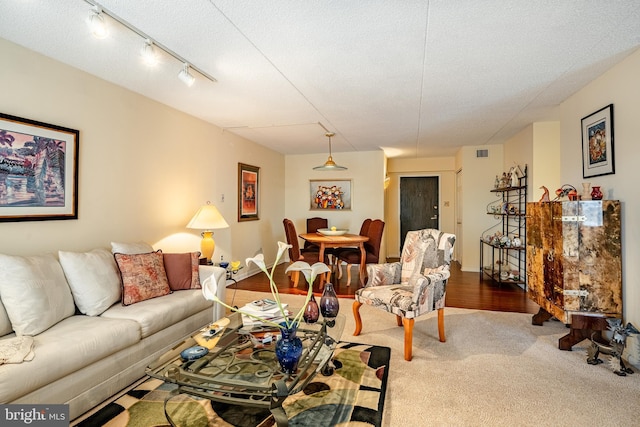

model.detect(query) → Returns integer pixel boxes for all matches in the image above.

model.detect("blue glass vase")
[275,322,303,374]
[320,283,340,326]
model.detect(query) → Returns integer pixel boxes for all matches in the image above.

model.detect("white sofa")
[0,244,226,420]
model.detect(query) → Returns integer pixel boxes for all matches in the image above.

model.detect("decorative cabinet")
[526,200,622,348]
[479,171,527,288]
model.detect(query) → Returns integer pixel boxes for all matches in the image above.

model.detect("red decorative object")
[591,186,603,200]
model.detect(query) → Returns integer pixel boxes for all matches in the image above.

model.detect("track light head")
[87,6,108,39]
[140,39,159,66]
[178,63,195,87]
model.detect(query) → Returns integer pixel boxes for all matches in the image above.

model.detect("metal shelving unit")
[480,169,527,289]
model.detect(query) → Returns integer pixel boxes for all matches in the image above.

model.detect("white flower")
[203,242,329,329]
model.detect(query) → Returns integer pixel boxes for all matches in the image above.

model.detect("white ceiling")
[1,1,639,158]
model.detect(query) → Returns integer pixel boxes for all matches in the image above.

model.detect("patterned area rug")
[74,342,390,427]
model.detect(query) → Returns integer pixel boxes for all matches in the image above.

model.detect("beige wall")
[531,122,561,198]
[385,157,456,258]
[0,38,285,277]
[284,151,386,259]
[559,48,640,367]
[458,145,504,272]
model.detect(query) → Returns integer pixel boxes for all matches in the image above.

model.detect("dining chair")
[282,218,330,287]
[301,217,328,254]
[352,229,455,361]
[335,218,371,278]
[336,219,384,286]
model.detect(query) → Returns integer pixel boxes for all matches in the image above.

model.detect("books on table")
[239,300,289,327]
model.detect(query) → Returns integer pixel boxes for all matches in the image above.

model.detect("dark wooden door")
[400,176,439,249]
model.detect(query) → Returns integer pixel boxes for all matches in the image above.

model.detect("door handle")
[430,215,438,220]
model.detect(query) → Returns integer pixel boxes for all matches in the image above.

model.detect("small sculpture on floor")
[586,319,639,376]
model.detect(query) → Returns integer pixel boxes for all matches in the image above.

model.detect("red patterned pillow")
[114,250,171,305]
[163,252,201,291]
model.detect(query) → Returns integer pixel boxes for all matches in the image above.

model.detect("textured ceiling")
[1,1,639,158]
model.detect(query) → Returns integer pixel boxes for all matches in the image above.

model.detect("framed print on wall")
[238,163,259,221]
[0,113,79,222]
[581,104,614,178]
[310,179,351,210]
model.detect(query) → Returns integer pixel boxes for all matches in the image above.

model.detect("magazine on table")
[240,301,288,316]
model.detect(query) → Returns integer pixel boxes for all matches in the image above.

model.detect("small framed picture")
[238,163,259,221]
[581,104,614,178]
[0,113,79,222]
[310,179,352,210]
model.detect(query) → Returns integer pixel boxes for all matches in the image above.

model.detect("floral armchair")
[353,229,456,361]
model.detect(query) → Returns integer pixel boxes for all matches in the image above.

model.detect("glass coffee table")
[146,311,345,427]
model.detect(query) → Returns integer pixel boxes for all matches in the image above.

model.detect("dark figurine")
[587,319,639,376]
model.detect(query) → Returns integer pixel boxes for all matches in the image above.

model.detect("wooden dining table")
[299,232,369,287]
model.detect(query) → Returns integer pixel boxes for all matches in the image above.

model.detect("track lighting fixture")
[140,39,159,66]
[178,63,196,87]
[83,0,217,85]
[87,6,108,39]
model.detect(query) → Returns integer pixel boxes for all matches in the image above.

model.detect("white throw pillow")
[111,241,154,255]
[59,248,122,316]
[0,253,75,336]
[0,299,12,336]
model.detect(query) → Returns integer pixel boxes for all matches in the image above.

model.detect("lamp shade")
[187,203,229,263]
[187,203,229,230]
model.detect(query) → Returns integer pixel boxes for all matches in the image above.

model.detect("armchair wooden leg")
[437,308,446,342]
[353,301,363,336]
[396,315,403,327]
[402,317,414,361]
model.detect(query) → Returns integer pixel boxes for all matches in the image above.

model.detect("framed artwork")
[581,104,614,178]
[310,179,351,210]
[238,163,259,221]
[0,113,79,222]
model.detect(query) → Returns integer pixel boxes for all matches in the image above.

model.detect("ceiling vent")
[476,149,488,158]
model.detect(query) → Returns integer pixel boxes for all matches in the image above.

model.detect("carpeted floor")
[74,341,389,427]
[226,290,640,426]
[74,290,640,426]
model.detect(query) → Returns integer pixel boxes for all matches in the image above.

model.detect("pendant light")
[313,132,347,171]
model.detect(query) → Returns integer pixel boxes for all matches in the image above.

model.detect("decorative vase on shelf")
[581,183,591,200]
[303,293,319,324]
[275,322,303,374]
[320,282,340,326]
[591,186,603,200]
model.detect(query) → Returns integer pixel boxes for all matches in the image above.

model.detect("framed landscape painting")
[0,113,79,222]
[310,179,352,210]
[581,104,614,178]
[238,163,259,221]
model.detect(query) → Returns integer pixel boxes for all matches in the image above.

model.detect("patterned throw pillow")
[163,252,201,291]
[114,250,171,305]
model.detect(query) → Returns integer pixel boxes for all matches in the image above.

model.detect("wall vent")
[476,149,488,158]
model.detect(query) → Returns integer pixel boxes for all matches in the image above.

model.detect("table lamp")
[187,202,229,264]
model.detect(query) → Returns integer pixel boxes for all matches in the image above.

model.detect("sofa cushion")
[0,314,140,404]
[59,248,122,316]
[114,251,171,306]
[110,241,154,255]
[0,300,12,336]
[163,252,201,291]
[0,253,75,336]
[101,289,212,338]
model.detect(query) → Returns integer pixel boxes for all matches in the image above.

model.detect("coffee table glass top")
[146,311,345,411]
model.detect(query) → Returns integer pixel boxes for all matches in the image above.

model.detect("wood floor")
[227,261,540,314]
